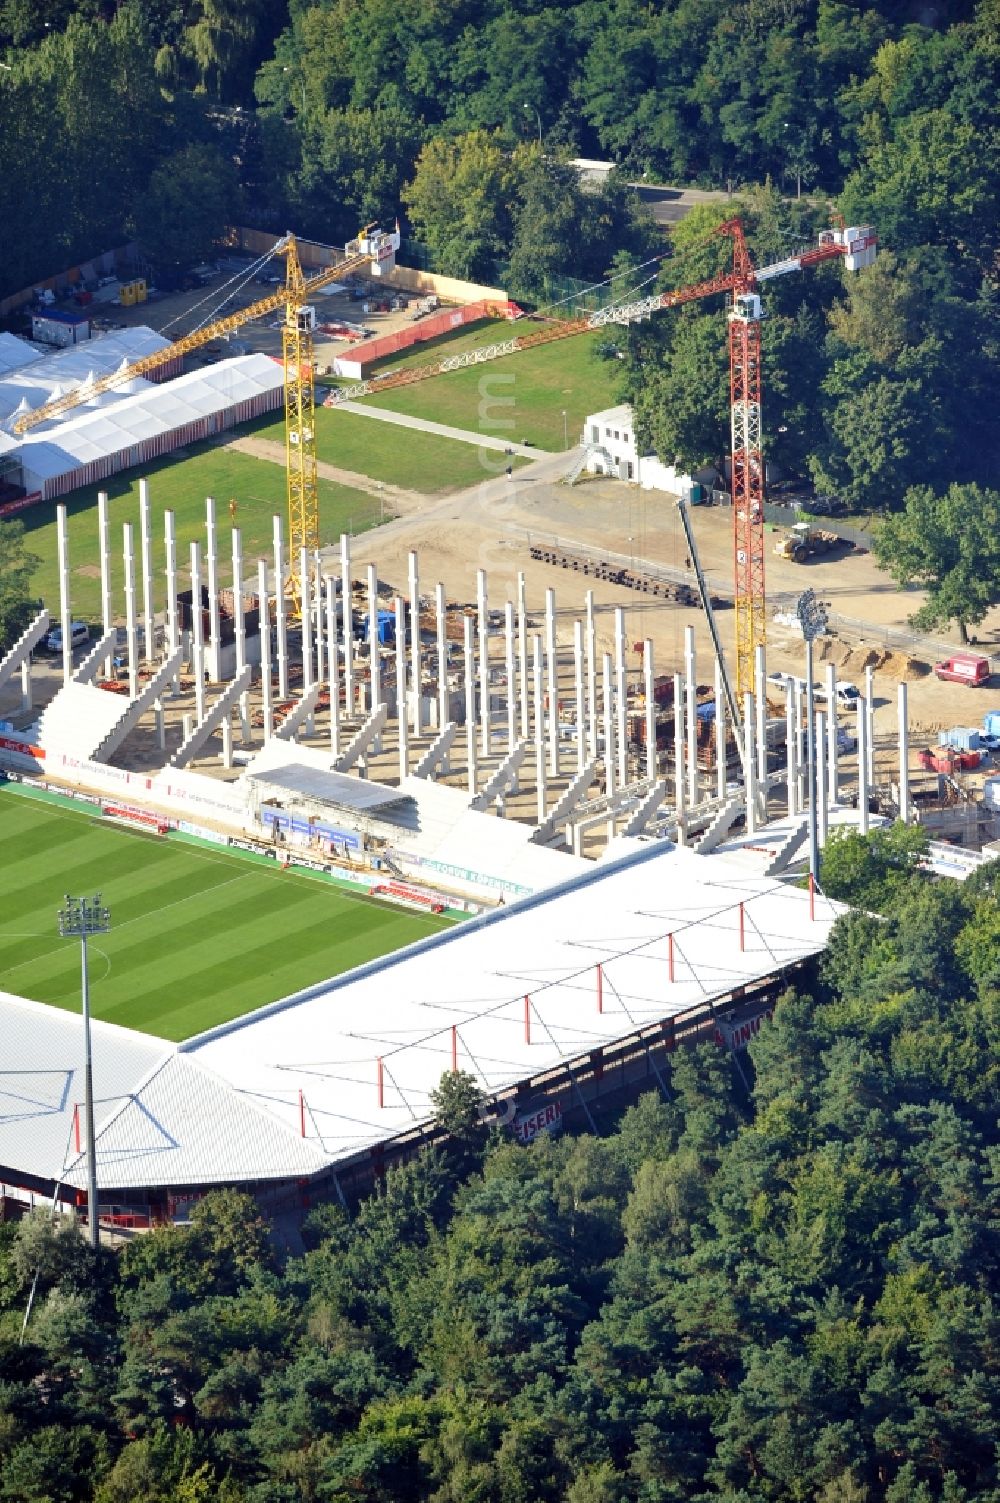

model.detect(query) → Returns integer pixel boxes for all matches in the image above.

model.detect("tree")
[872,482,1000,640]
[402,130,515,280]
[819,822,928,911]
[132,142,239,271]
[0,521,40,652]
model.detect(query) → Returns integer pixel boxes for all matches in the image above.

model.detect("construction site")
[1,214,1000,1224]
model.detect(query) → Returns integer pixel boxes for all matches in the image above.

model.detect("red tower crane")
[334,218,877,697]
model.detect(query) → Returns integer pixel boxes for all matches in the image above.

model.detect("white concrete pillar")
[546,588,559,776]
[56,503,72,686]
[506,602,517,755]
[190,540,205,723]
[603,653,616,798]
[826,662,838,803]
[754,642,767,815]
[898,682,909,824]
[273,515,288,699]
[644,640,656,783]
[785,687,797,817]
[300,546,313,695]
[314,552,325,690]
[139,479,153,664]
[123,522,138,699]
[574,620,586,773]
[673,675,686,846]
[517,571,529,741]
[20,658,31,714]
[857,698,869,835]
[685,626,698,806]
[155,700,165,751]
[585,589,598,762]
[616,606,628,790]
[395,596,408,780]
[367,562,379,716]
[221,714,233,769]
[98,491,113,676]
[233,528,248,738]
[326,575,339,758]
[409,550,421,735]
[464,612,477,794]
[865,665,876,787]
[744,691,757,836]
[436,582,448,736]
[715,655,727,801]
[794,680,807,809]
[257,559,273,740]
[533,635,546,820]
[816,709,828,846]
[340,533,353,716]
[205,496,221,680]
[477,568,490,756]
[164,508,178,677]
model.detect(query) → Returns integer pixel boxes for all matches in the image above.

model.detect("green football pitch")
[0,785,452,1042]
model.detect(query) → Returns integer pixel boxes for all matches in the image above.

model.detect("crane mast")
[280,236,320,568]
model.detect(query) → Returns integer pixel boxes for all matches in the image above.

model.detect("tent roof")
[0,326,170,426]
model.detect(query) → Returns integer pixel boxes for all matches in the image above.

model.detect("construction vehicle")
[773,521,842,563]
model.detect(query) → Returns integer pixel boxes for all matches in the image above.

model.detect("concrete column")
[98,491,113,676]
[816,709,828,846]
[273,515,288,699]
[794,681,807,809]
[616,606,628,789]
[326,575,339,759]
[533,636,546,820]
[785,686,797,817]
[233,528,248,738]
[395,596,408,780]
[685,626,698,806]
[367,562,380,718]
[464,613,477,794]
[434,582,447,735]
[715,655,727,801]
[205,496,221,680]
[744,691,757,836]
[898,682,909,823]
[221,714,233,769]
[340,533,353,716]
[574,620,586,773]
[826,662,839,803]
[409,550,421,735]
[517,571,529,740]
[155,700,165,751]
[300,546,313,695]
[257,559,273,740]
[644,639,656,783]
[164,509,179,691]
[754,642,767,815]
[865,665,876,786]
[56,503,72,686]
[123,522,138,698]
[603,653,616,798]
[20,658,31,714]
[190,540,205,723]
[585,589,598,762]
[314,553,325,690]
[546,588,559,776]
[673,675,686,846]
[857,698,869,835]
[478,568,490,755]
[506,602,517,755]
[139,479,153,664]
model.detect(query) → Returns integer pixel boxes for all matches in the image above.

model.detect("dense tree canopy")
[1,829,998,1501]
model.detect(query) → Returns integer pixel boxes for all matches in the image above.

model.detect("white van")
[45,621,90,654]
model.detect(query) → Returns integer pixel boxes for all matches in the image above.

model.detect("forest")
[0,824,998,1502]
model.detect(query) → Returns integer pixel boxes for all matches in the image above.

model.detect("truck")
[933,653,991,687]
[773,521,842,563]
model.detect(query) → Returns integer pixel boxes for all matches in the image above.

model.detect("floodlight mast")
[57,893,111,1250]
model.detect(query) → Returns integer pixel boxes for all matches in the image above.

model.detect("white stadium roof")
[0,841,842,1196]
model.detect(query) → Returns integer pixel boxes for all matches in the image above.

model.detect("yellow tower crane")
[13,225,402,597]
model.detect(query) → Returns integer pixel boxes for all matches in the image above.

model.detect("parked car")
[45,621,90,654]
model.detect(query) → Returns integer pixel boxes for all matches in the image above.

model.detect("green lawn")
[251,405,521,492]
[353,325,622,451]
[0,786,451,1041]
[20,441,379,625]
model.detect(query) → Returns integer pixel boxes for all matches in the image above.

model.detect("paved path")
[223,434,427,512]
[337,402,540,457]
